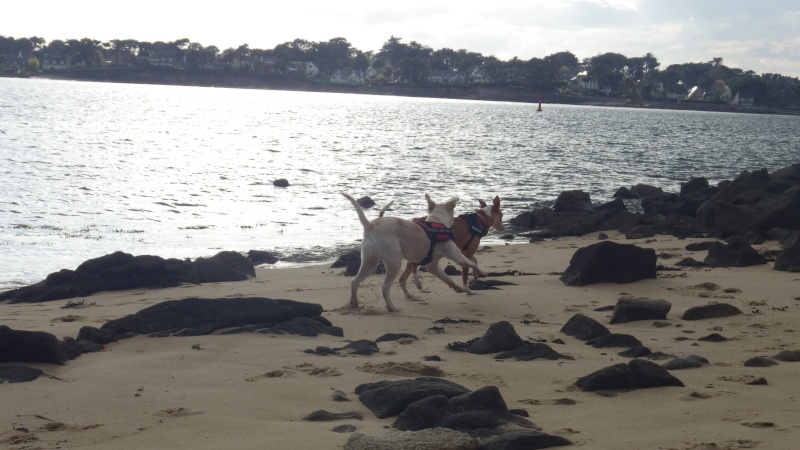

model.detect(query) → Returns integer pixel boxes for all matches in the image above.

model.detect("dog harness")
[459,212,489,251]
[412,219,455,266]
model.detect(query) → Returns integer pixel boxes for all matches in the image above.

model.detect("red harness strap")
[412,219,454,265]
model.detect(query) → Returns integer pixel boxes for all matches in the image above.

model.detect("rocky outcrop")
[0,326,67,365]
[0,250,256,303]
[703,237,767,267]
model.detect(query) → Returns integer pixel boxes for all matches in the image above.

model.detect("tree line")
[2,34,799,108]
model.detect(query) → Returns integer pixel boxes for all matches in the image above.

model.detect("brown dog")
[392,196,503,297]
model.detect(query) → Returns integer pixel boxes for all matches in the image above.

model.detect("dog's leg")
[350,254,380,309]
[425,259,465,293]
[398,262,416,298]
[411,266,423,290]
[462,256,479,291]
[381,257,403,312]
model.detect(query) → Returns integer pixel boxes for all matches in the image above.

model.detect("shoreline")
[2,233,799,449]
[8,69,798,116]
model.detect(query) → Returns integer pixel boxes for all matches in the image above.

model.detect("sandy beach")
[2,232,799,450]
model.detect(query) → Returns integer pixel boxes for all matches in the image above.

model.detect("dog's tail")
[342,193,372,229]
[378,201,394,217]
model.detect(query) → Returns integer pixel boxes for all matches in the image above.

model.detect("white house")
[569,71,598,91]
[427,70,466,83]
[287,61,319,77]
[42,53,70,70]
[330,69,364,84]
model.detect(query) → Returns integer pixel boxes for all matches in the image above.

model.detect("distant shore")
[7,68,798,116]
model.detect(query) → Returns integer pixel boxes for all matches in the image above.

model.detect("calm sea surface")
[1,77,799,291]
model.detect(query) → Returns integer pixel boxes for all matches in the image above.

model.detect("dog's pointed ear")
[446,197,459,211]
[425,194,435,212]
[492,196,500,210]
[478,199,487,208]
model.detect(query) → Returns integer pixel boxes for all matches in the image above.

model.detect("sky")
[4,0,800,78]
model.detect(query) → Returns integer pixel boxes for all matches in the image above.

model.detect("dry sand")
[2,232,799,449]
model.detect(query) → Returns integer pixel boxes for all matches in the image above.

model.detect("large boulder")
[774,231,800,272]
[560,313,610,341]
[466,322,526,355]
[681,303,743,321]
[553,190,593,212]
[0,325,67,365]
[560,241,656,286]
[356,377,472,419]
[575,359,684,391]
[703,237,767,267]
[610,297,672,324]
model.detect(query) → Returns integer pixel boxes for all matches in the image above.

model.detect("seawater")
[1,77,798,291]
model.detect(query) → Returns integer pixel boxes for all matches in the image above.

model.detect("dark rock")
[466,322,526,355]
[494,343,574,361]
[747,377,769,385]
[356,196,376,208]
[631,183,664,198]
[652,321,672,328]
[424,355,443,362]
[619,346,651,358]
[675,257,706,267]
[444,265,461,276]
[613,186,639,199]
[598,232,609,240]
[773,350,800,362]
[315,346,337,356]
[662,354,709,370]
[685,241,717,251]
[610,297,672,324]
[680,177,710,196]
[0,325,67,365]
[704,238,767,267]
[479,429,573,450]
[333,390,351,402]
[575,359,684,392]
[764,227,791,241]
[332,250,386,277]
[697,333,727,342]
[247,250,279,265]
[0,365,44,383]
[587,333,642,349]
[744,356,778,367]
[356,377,471,419]
[560,241,657,286]
[393,385,540,433]
[273,178,289,187]
[129,297,324,336]
[553,190,593,212]
[332,424,357,433]
[274,317,344,337]
[646,351,675,361]
[302,410,363,421]
[76,326,116,345]
[375,332,416,343]
[59,337,84,360]
[774,233,800,272]
[336,340,380,356]
[560,314,610,341]
[78,340,105,353]
[344,428,478,450]
[681,303,743,321]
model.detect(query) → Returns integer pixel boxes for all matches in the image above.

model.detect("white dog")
[343,193,487,311]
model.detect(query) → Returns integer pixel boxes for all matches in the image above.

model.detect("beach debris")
[375,333,418,343]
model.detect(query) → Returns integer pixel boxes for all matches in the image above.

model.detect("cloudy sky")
[5,0,800,77]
